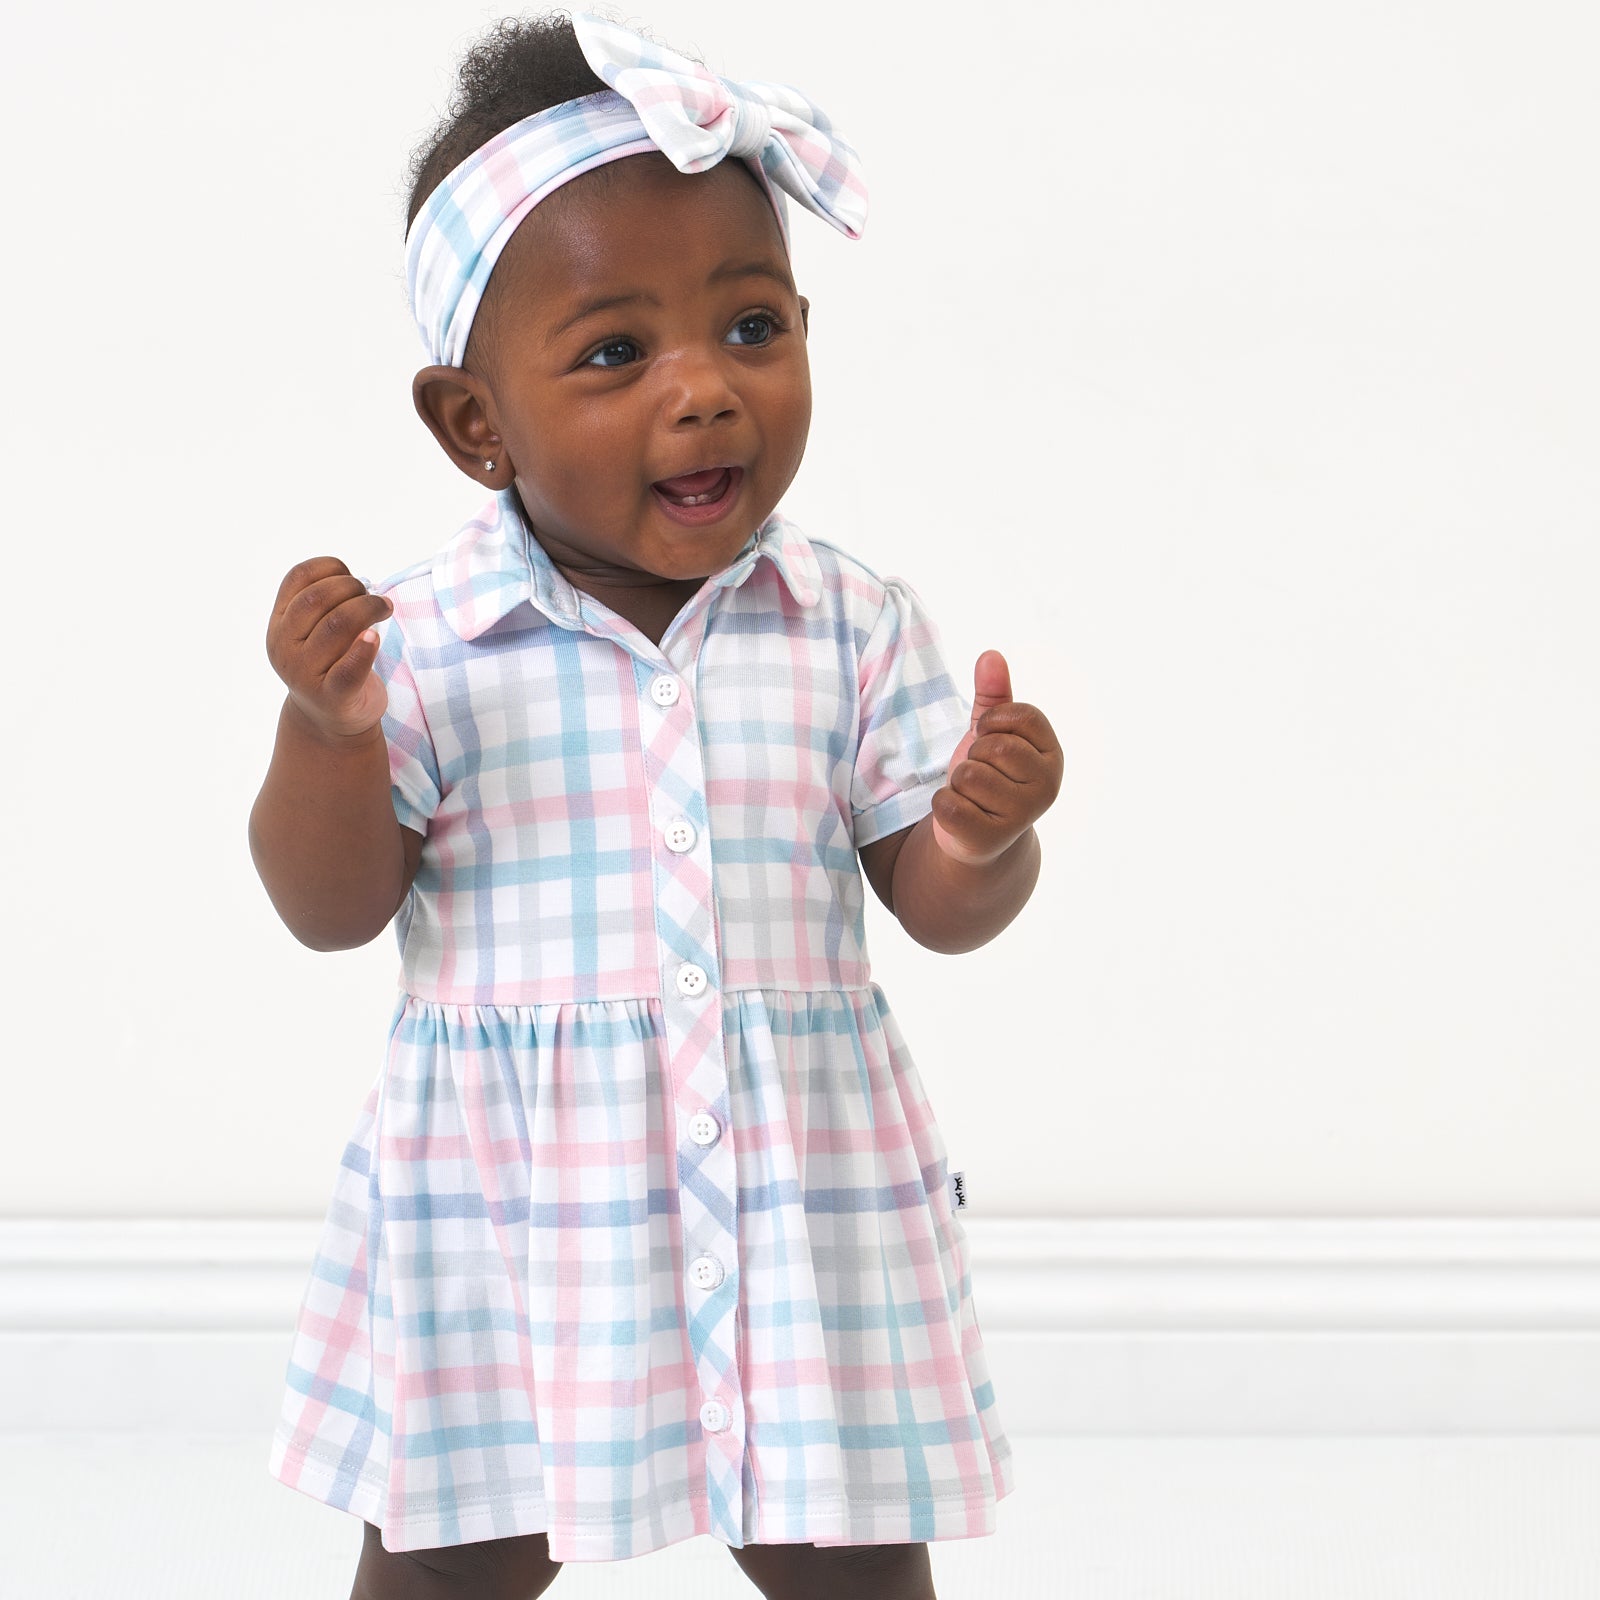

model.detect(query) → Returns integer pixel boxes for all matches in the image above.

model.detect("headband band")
[405,12,868,369]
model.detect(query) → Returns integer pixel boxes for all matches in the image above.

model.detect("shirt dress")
[266,489,1015,1562]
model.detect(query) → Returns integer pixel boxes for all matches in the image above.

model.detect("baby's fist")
[266,557,393,739]
[930,650,1064,866]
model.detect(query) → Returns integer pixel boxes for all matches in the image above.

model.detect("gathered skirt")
[267,984,1013,1562]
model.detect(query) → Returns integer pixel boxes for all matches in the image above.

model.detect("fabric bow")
[572,12,867,241]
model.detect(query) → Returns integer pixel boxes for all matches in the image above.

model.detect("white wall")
[3,0,1595,1219]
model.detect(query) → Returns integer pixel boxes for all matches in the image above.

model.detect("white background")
[2,0,1595,1219]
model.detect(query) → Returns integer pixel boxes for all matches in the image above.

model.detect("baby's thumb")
[968,649,1013,726]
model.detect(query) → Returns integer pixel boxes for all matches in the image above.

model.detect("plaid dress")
[266,490,1015,1561]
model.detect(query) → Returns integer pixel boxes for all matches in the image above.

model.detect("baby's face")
[473,154,812,598]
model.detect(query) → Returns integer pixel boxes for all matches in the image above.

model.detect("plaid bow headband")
[405,12,868,369]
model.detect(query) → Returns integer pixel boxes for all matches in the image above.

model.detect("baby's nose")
[663,348,740,426]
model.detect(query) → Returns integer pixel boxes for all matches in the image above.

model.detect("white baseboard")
[2,1217,1596,1435]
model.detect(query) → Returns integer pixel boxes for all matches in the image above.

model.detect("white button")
[688,1110,721,1147]
[650,674,680,706]
[699,1399,730,1433]
[689,1253,725,1290]
[676,962,708,998]
[664,816,697,854]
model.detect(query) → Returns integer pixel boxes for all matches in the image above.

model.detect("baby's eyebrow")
[546,260,795,343]
[549,291,658,341]
[708,260,794,293]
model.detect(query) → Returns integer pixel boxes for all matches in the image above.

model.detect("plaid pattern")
[405,12,867,368]
[266,492,1014,1561]
[573,13,867,234]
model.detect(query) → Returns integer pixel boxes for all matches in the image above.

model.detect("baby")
[250,13,1063,1598]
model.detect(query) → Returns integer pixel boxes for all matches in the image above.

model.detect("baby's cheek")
[772,381,812,481]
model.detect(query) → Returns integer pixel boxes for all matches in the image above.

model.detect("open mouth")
[650,466,743,525]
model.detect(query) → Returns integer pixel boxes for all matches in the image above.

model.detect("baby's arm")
[860,650,1061,955]
[248,557,423,951]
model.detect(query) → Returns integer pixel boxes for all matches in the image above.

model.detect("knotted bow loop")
[573,13,866,239]
[726,92,774,161]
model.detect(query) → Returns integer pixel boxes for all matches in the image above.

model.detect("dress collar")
[432,489,822,642]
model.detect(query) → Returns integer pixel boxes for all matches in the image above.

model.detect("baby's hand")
[266,557,394,739]
[930,650,1064,867]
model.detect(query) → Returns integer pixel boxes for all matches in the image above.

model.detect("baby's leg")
[728,1539,935,1600]
[349,1521,562,1599]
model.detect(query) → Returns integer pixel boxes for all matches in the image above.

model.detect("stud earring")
[483,459,497,472]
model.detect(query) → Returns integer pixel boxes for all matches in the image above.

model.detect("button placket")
[636,654,745,1540]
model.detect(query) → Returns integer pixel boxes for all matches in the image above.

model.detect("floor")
[8,1432,1598,1598]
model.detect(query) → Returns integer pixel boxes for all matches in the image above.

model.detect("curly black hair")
[405,13,610,234]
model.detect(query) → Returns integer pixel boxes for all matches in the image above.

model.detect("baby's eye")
[584,338,641,368]
[726,315,776,347]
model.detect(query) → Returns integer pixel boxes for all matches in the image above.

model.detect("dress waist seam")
[395,982,882,1007]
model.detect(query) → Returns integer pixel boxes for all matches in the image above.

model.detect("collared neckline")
[432,490,822,642]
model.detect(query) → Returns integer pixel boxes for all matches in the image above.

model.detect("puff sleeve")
[371,607,442,835]
[850,575,971,847]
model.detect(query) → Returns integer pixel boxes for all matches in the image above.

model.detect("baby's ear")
[412,366,502,488]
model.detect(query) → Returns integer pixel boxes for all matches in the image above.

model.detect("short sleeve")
[850,575,972,847]
[372,608,441,835]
